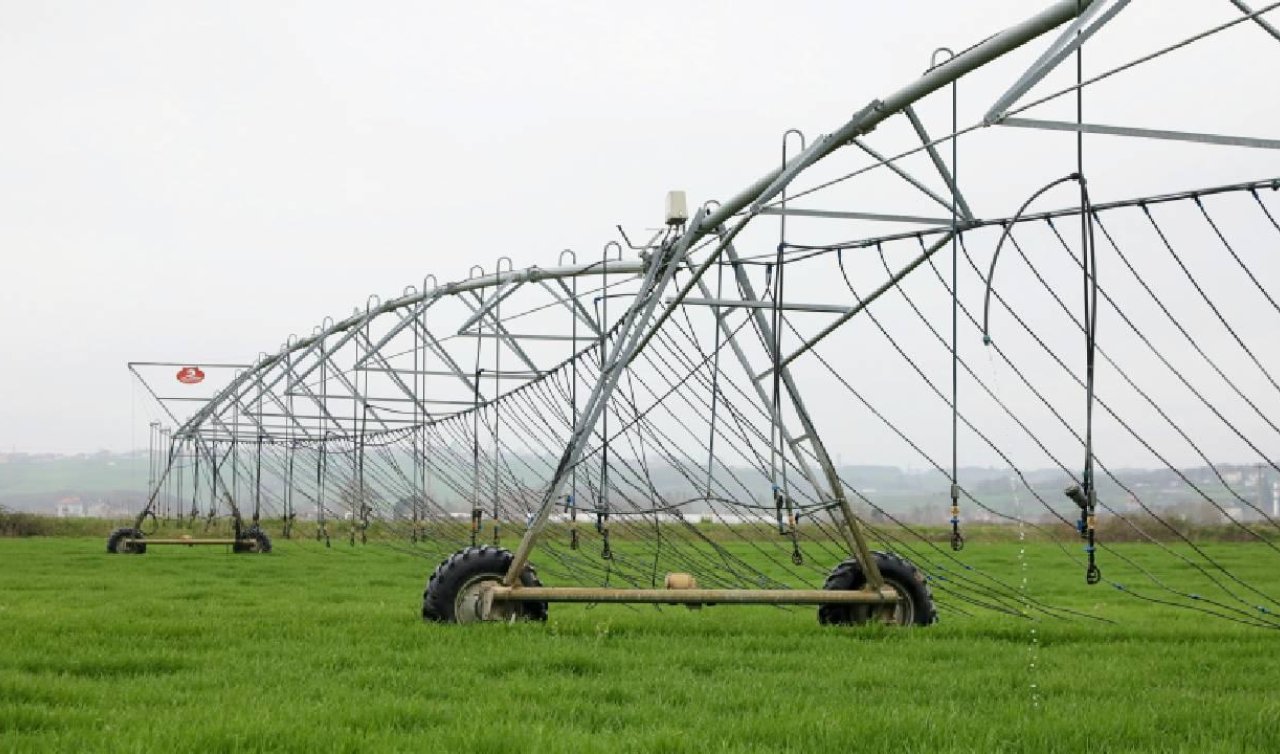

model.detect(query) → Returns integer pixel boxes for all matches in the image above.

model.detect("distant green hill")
[0,452,149,500]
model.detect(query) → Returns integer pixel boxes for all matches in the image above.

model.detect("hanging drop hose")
[982,172,1101,585]
[470,367,483,548]
[936,48,964,553]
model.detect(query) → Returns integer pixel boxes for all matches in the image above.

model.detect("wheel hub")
[454,575,519,623]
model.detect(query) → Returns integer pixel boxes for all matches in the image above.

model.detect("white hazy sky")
[2,1,1278,461]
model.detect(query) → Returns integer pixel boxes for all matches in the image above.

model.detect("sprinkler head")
[1064,484,1089,511]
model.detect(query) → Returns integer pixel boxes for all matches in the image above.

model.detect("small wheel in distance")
[818,551,936,627]
[106,527,147,555]
[422,545,547,624]
[232,527,272,554]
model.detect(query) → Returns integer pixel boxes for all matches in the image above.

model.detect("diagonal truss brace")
[985,0,1129,124]
[1228,0,1280,42]
[717,239,885,584]
[903,105,974,222]
[999,117,1280,150]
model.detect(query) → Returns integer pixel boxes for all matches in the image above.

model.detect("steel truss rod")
[1228,0,1280,42]
[350,328,439,423]
[672,298,852,314]
[985,0,1129,124]
[456,332,601,342]
[190,414,427,426]
[717,239,884,584]
[349,298,440,372]
[851,138,959,214]
[458,290,541,375]
[358,367,541,379]
[281,396,484,406]
[541,278,603,336]
[758,207,954,225]
[455,281,523,335]
[903,105,974,221]
[690,274,828,502]
[127,361,251,369]
[999,117,1280,150]
[758,177,1280,256]
[182,259,644,438]
[412,320,479,396]
[271,350,350,437]
[758,233,955,381]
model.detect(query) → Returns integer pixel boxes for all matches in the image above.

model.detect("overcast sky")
[2,1,1278,466]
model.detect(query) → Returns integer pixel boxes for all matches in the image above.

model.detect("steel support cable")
[662,301,822,510]
[1142,204,1280,401]
[360,450,468,538]
[1253,187,1280,235]
[915,238,1275,617]
[647,311,778,479]
[585,319,837,583]
[1029,219,1280,542]
[630,328,834,542]
[727,294,1075,611]
[956,235,1280,618]
[595,372,829,584]
[859,501,1090,622]
[834,254,1076,531]
[621,371,679,587]
[1195,197,1280,318]
[1041,217,1280,531]
[840,249,1086,539]
[1068,214,1280,481]
[779,314,1106,622]
[834,249,1104,549]
[653,306,853,565]
[496,353,778,588]
[789,286,1280,627]
[545,343,814,563]
[927,238,1245,577]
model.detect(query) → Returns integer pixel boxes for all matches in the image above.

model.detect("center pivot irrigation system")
[124,0,1280,629]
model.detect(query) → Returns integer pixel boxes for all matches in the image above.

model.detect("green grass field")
[1,537,1278,753]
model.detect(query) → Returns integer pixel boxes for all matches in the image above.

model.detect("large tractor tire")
[818,551,936,626]
[422,546,547,624]
[106,527,146,555]
[233,527,273,554]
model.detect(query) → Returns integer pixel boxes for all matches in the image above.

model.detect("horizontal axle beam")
[122,538,244,546]
[486,585,898,606]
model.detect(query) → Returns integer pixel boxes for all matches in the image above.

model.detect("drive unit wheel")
[422,546,547,624]
[106,527,146,555]
[233,527,272,554]
[818,551,936,626]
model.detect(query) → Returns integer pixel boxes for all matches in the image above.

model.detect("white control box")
[665,190,689,226]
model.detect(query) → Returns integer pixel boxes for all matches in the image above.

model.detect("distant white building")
[55,498,85,518]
